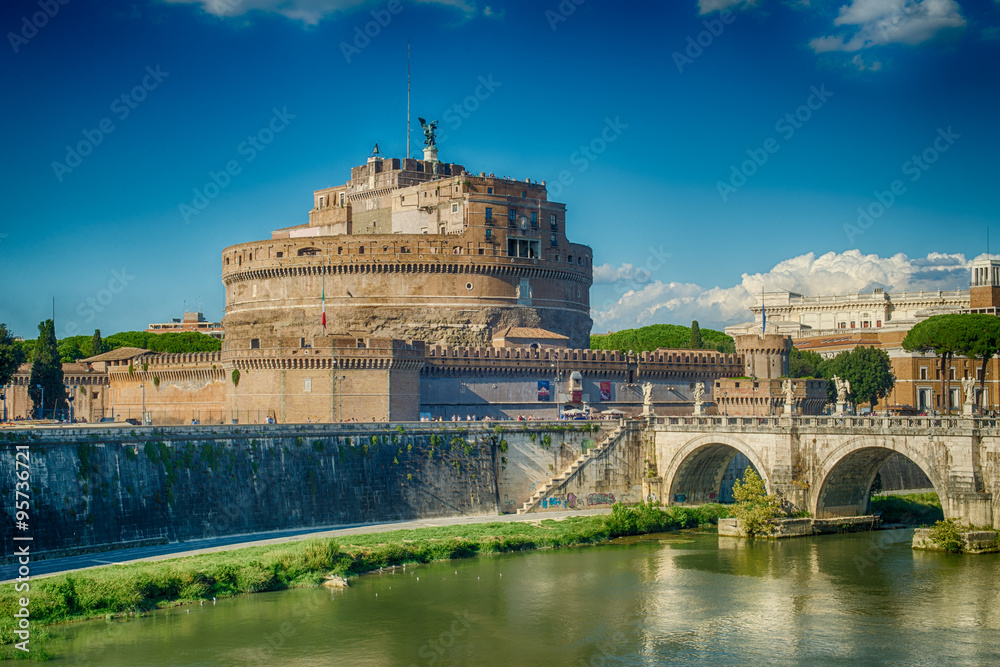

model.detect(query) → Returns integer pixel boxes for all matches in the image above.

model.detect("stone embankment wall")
[0,422,609,559]
[524,422,645,513]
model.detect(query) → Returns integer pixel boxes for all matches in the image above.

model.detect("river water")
[45,529,1000,666]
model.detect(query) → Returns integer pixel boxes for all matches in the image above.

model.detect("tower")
[969,256,1000,311]
[734,334,791,380]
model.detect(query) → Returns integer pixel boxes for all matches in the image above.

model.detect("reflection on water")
[47,529,1000,666]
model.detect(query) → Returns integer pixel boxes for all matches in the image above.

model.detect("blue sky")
[2,0,999,339]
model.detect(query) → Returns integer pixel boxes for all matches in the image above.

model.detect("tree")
[28,320,67,419]
[903,314,966,414]
[0,323,25,389]
[591,323,735,354]
[789,347,824,378]
[688,320,703,349]
[91,329,106,357]
[952,314,1000,412]
[842,346,895,409]
[732,467,784,537]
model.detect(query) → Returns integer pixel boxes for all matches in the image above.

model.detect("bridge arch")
[812,437,946,519]
[664,434,770,505]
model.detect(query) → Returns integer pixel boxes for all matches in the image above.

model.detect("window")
[485,228,493,240]
[950,368,956,380]
[920,367,928,380]
[276,251,283,258]
[250,338,260,349]
[452,204,458,213]
[485,207,493,222]
[508,208,517,223]
[339,193,344,206]
[358,246,364,254]
[550,214,557,229]
[356,338,366,348]
[551,235,558,247]
[876,320,882,327]
[507,237,540,258]
[304,378,312,393]
[531,212,538,228]
[838,322,846,329]
[850,321,855,328]
[487,187,493,194]
[300,337,306,348]
[521,191,526,198]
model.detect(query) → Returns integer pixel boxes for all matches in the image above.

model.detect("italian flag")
[321,288,326,331]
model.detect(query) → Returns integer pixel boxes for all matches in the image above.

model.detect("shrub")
[732,468,784,537]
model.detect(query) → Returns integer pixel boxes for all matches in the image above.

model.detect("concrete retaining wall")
[1,422,606,559]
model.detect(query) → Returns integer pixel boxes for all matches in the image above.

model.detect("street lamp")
[139,383,147,425]
[68,385,76,423]
[37,384,43,420]
[551,357,562,418]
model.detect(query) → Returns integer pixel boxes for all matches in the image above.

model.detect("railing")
[650,415,996,430]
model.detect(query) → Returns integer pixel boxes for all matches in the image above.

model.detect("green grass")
[871,491,943,526]
[0,502,730,658]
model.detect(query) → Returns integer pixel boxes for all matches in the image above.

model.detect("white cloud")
[593,262,650,285]
[591,249,974,333]
[159,0,485,25]
[698,0,756,14]
[851,54,883,70]
[809,0,966,53]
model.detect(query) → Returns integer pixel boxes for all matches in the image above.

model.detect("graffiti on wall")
[540,497,563,509]
[587,492,616,506]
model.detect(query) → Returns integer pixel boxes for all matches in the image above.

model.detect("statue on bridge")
[782,378,795,408]
[962,376,976,413]
[642,382,654,416]
[691,382,706,416]
[833,375,851,404]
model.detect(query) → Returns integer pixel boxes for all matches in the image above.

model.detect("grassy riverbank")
[871,491,943,526]
[0,503,729,659]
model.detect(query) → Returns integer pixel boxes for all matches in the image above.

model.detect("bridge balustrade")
[648,414,998,431]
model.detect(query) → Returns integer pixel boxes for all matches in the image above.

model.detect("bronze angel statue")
[418,117,438,146]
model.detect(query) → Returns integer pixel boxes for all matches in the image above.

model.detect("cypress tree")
[28,320,67,419]
[689,320,703,349]
[91,329,105,357]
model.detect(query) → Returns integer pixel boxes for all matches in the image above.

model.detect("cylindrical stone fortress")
[221,155,593,349]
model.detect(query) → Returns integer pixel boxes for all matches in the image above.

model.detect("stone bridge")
[645,415,1000,529]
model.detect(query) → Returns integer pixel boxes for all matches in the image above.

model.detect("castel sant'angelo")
[9,132,799,424]
[223,140,594,350]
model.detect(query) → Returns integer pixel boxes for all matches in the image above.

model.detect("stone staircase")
[516,422,629,515]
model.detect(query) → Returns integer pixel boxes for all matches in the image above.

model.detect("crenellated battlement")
[423,345,744,379]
